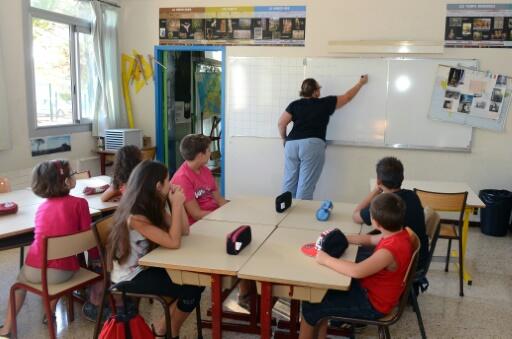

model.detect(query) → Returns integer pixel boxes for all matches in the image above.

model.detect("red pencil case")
[83,184,110,195]
[0,202,18,216]
[226,225,252,255]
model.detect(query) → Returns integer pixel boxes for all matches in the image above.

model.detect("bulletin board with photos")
[429,65,511,131]
[445,3,512,48]
[159,6,306,46]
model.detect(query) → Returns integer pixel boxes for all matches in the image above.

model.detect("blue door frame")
[154,45,226,195]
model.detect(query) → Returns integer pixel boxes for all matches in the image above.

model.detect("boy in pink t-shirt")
[171,134,227,225]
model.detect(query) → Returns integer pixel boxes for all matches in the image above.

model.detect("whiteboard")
[305,58,388,145]
[228,57,304,138]
[227,57,475,151]
[386,59,475,150]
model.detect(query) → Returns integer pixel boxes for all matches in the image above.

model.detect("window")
[26,0,95,136]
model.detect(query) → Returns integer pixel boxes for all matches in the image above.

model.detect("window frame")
[24,0,93,137]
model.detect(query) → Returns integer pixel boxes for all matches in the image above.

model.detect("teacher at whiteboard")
[278,75,368,200]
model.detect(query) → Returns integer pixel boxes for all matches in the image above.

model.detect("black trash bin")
[479,189,512,237]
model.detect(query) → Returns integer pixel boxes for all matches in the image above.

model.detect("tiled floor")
[0,227,511,338]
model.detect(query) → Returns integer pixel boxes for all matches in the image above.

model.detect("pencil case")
[0,202,18,216]
[83,184,110,195]
[226,225,252,255]
[275,191,292,213]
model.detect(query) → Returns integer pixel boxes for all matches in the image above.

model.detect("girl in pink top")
[101,145,142,202]
[0,160,98,337]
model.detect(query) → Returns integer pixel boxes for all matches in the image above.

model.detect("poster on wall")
[429,65,511,131]
[445,4,512,48]
[30,135,71,157]
[159,6,306,46]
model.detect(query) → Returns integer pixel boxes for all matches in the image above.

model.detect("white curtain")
[91,0,127,136]
[0,35,10,151]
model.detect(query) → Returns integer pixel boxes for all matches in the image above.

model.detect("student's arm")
[180,204,190,235]
[277,111,293,146]
[169,184,190,235]
[336,75,368,109]
[347,233,382,247]
[352,184,382,224]
[184,200,211,221]
[130,190,185,249]
[101,185,121,202]
[212,189,228,207]
[316,247,394,279]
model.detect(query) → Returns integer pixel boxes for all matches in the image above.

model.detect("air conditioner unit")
[105,129,142,151]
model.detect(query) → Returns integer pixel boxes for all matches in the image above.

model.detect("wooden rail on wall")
[328,40,444,54]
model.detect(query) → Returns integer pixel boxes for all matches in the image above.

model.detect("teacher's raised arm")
[279,76,368,200]
[336,74,368,109]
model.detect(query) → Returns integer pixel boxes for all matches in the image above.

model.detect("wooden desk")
[70,176,118,213]
[238,227,357,339]
[278,200,361,234]
[97,146,156,175]
[204,196,294,225]
[370,178,485,284]
[139,220,276,339]
[0,189,43,207]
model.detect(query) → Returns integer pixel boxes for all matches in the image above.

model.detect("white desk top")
[0,203,101,240]
[71,176,118,212]
[278,200,361,234]
[203,196,294,225]
[238,227,357,291]
[139,220,276,276]
[370,179,484,208]
[0,189,43,207]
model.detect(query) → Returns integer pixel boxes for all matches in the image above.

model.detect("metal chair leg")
[445,239,452,272]
[196,303,203,339]
[410,288,427,339]
[458,236,464,297]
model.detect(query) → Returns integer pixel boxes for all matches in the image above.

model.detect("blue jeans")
[301,279,384,326]
[282,138,326,200]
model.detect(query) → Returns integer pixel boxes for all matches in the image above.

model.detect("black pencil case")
[275,191,292,213]
[226,225,252,255]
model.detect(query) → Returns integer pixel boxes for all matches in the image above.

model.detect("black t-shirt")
[360,189,429,272]
[285,96,337,141]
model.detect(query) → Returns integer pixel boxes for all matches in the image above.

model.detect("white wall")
[119,0,512,202]
[0,1,96,179]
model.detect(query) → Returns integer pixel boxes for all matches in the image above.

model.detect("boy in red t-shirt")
[171,134,228,225]
[299,193,414,339]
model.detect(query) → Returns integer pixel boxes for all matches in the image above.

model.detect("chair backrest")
[45,229,97,261]
[389,227,421,323]
[91,215,115,276]
[414,189,468,228]
[141,147,156,161]
[73,170,91,180]
[421,207,442,276]
[424,206,441,240]
[0,176,11,193]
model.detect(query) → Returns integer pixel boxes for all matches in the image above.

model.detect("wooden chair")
[414,189,468,297]
[326,227,422,339]
[91,215,203,339]
[141,146,157,161]
[10,229,102,339]
[72,170,91,180]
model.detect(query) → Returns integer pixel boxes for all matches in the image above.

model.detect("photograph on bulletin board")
[159,6,306,46]
[445,4,512,48]
[430,65,512,131]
